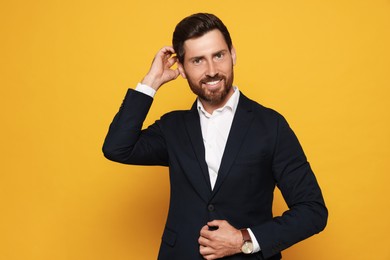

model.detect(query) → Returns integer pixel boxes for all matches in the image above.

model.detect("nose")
[206,61,217,77]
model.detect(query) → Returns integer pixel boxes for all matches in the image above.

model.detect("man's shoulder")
[159,108,193,122]
[239,92,283,119]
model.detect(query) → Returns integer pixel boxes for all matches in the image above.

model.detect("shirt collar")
[197,86,240,117]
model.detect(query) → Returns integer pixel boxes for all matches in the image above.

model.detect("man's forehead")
[183,30,228,57]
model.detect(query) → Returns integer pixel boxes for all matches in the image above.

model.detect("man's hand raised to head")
[141,46,180,91]
[198,220,243,260]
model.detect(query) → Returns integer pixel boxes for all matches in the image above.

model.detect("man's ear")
[177,62,187,79]
[231,46,237,66]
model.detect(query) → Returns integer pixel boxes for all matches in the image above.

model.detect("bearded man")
[103,13,327,260]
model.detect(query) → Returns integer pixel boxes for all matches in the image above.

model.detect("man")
[103,13,327,260]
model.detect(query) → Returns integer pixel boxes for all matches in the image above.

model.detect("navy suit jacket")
[103,89,327,260]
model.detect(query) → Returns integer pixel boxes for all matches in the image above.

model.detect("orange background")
[1,0,390,259]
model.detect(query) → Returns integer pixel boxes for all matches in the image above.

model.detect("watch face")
[241,241,254,254]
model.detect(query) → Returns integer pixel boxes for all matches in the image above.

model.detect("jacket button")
[207,204,215,212]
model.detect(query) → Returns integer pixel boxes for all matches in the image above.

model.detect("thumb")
[207,219,223,227]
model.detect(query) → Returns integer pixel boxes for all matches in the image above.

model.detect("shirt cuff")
[135,83,156,98]
[247,228,261,253]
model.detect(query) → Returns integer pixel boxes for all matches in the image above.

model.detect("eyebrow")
[188,49,229,62]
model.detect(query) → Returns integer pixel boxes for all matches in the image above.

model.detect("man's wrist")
[135,83,156,98]
[141,75,161,90]
[240,229,254,254]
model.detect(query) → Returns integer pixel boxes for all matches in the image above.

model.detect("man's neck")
[199,88,235,114]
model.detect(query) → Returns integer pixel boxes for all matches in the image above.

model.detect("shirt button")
[207,204,215,212]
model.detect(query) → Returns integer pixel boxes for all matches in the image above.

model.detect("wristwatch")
[240,229,254,254]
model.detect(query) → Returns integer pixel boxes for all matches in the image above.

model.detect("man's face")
[178,29,236,108]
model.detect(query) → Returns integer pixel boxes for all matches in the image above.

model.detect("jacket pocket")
[161,227,176,247]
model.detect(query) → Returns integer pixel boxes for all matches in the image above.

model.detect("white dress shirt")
[135,83,260,253]
[196,87,239,189]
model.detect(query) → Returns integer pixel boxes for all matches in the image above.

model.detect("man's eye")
[215,53,224,60]
[193,58,202,64]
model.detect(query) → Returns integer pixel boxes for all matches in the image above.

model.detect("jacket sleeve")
[102,89,169,166]
[252,114,328,259]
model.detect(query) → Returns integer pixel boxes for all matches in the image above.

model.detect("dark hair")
[172,13,233,64]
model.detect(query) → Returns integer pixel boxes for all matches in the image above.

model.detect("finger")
[171,68,180,80]
[200,224,209,232]
[207,220,221,227]
[207,220,223,230]
[199,245,215,258]
[198,235,212,247]
[159,46,176,58]
[200,225,211,238]
[166,56,177,68]
[162,46,175,54]
[154,50,172,64]
[208,219,229,228]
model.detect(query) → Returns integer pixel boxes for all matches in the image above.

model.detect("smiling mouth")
[205,80,221,85]
[202,79,223,88]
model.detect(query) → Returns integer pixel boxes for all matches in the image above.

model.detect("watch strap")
[240,229,252,242]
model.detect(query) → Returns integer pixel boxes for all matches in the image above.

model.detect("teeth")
[206,80,220,85]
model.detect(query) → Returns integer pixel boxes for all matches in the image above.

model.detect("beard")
[187,71,234,106]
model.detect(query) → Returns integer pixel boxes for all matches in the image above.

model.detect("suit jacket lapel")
[184,104,212,202]
[212,93,254,196]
